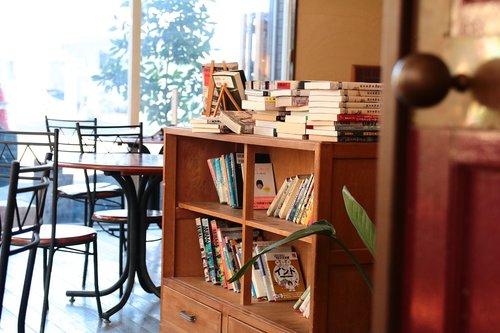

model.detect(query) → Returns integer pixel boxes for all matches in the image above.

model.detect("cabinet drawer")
[161,286,222,333]
[227,316,265,333]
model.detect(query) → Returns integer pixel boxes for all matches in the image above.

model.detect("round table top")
[58,152,163,176]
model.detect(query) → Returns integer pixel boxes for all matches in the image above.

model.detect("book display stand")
[204,60,229,116]
[212,83,242,115]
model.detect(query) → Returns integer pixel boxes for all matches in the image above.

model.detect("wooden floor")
[0,225,162,333]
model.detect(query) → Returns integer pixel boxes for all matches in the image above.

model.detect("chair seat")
[58,182,122,198]
[12,225,97,247]
[92,209,162,223]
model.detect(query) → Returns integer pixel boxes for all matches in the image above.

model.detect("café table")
[58,152,163,320]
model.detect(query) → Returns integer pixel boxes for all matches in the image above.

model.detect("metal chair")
[0,160,51,333]
[0,130,103,333]
[45,116,124,229]
[76,123,161,295]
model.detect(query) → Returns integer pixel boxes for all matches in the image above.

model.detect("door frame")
[373,0,416,332]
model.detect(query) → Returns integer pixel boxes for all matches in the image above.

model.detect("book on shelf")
[190,115,221,124]
[334,124,380,131]
[220,110,255,134]
[308,101,382,109]
[287,174,314,223]
[251,111,289,121]
[276,132,308,140]
[309,89,383,97]
[308,95,382,103]
[207,157,226,204]
[219,155,232,207]
[266,251,306,301]
[254,162,277,209]
[266,177,292,217]
[254,242,293,302]
[299,289,311,317]
[308,134,339,142]
[284,114,308,124]
[209,219,231,286]
[195,217,211,282]
[338,136,379,142]
[285,105,309,112]
[278,175,309,219]
[246,80,272,91]
[304,80,341,90]
[253,126,277,137]
[228,152,244,209]
[307,114,380,123]
[273,80,308,90]
[242,99,284,111]
[216,226,244,291]
[276,122,308,135]
[341,108,381,115]
[244,88,271,97]
[201,217,220,284]
[293,285,311,311]
[212,70,247,110]
[275,96,309,107]
[245,95,276,102]
[340,81,384,90]
[270,89,310,97]
[254,119,280,128]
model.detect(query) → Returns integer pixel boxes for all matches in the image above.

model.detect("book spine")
[230,152,243,209]
[337,130,380,137]
[207,158,224,204]
[201,218,219,284]
[337,136,379,142]
[340,81,384,90]
[340,108,381,115]
[195,218,211,282]
[209,219,225,285]
[286,175,311,221]
[292,175,314,223]
[219,155,232,206]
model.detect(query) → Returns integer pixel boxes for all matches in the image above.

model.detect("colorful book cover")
[266,252,306,302]
[254,163,277,210]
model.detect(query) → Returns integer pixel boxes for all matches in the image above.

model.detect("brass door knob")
[392,53,500,110]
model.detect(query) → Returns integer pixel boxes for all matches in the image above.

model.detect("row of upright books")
[207,152,277,210]
[245,80,382,142]
[195,218,307,302]
[266,174,315,225]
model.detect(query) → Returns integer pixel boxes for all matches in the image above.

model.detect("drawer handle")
[179,310,196,322]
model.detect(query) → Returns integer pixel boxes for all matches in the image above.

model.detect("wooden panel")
[161,286,222,333]
[227,317,265,333]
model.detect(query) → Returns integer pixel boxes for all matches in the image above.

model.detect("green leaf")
[342,186,376,256]
[228,220,336,283]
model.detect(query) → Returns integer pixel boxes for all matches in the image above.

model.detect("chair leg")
[17,246,38,333]
[92,238,103,319]
[40,246,56,333]
[118,224,125,297]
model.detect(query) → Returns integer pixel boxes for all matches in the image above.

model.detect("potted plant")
[229,186,376,292]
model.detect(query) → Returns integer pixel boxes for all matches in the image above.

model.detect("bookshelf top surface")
[164,126,377,155]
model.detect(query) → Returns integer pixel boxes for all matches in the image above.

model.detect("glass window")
[0,0,295,133]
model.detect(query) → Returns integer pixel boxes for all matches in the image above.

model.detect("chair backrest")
[76,123,145,154]
[0,130,58,323]
[45,116,96,153]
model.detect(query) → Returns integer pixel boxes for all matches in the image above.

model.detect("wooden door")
[374,1,500,332]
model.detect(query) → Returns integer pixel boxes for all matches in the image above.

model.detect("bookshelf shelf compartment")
[162,128,378,333]
[178,201,244,224]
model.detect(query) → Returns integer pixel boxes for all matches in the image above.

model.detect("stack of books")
[243,82,286,137]
[270,86,310,140]
[304,81,383,142]
[190,116,230,133]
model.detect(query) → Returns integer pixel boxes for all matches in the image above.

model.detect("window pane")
[137,0,296,132]
[0,0,129,130]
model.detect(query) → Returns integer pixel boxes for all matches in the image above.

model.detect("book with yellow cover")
[266,251,306,302]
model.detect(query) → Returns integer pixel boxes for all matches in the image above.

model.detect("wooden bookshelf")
[161,127,377,333]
